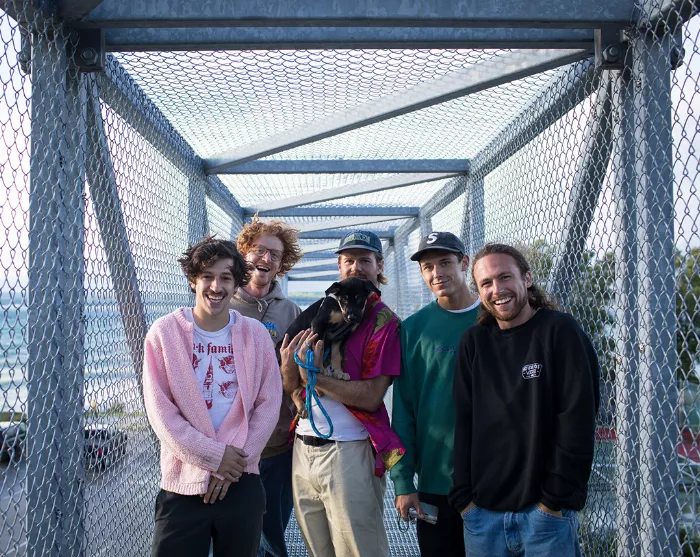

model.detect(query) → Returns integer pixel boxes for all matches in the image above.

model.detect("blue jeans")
[461,504,583,557]
[257,450,294,557]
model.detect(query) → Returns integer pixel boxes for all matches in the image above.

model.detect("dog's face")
[325,277,381,325]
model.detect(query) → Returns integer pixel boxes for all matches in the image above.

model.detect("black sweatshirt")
[448,308,600,513]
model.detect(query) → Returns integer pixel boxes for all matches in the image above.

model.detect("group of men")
[142,216,600,557]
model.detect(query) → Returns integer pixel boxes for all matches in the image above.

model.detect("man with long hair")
[449,243,600,557]
[143,236,282,556]
[231,217,303,557]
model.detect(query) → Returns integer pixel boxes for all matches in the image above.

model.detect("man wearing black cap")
[278,230,403,557]
[391,232,480,557]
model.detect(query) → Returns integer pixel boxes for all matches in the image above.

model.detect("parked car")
[84,427,128,471]
[0,421,27,464]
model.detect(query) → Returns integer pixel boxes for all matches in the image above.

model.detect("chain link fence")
[1,0,699,556]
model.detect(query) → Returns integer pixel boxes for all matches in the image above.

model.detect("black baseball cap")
[411,232,466,261]
[336,230,383,254]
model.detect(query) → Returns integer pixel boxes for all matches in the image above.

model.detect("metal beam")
[205,177,244,222]
[97,55,200,175]
[294,258,339,270]
[288,275,336,282]
[290,264,339,275]
[300,229,395,240]
[611,66,641,557]
[420,175,469,220]
[632,29,679,557]
[251,173,457,213]
[79,0,634,28]
[421,58,599,225]
[27,30,86,557]
[548,72,613,305]
[300,242,340,254]
[471,58,599,178]
[296,215,411,234]
[289,270,340,280]
[103,27,595,52]
[252,206,419,218]
[85,77,148,393]
[206,49,588,173]
[59,0,106,21]
[210,159,471,175]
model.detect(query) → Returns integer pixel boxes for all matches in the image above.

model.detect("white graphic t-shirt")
[184,308,238,431]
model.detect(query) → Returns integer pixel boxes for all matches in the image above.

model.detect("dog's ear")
[325,282,342,296]
[366,281,381,297]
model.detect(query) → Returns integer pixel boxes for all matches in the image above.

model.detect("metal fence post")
[85,78,148,389]
[548,72,613,306]
[462,176,485,256]
[188,178,209,244]
[611,63,641,557]
[27,28,86,557]
[632,28,679,556]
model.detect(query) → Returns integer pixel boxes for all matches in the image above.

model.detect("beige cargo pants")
[292,437,389,557]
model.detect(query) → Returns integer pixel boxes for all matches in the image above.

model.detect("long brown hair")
[471,243,559,325]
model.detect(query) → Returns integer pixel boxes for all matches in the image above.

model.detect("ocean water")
[0,290,176,415]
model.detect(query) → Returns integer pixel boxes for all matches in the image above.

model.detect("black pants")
[416,492,466,557]
[152,473,266,557]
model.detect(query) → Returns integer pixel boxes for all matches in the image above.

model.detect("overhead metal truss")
[249,174,458,214]
[204,49,588,173]
[251,206,419,218]
[216,159,471,175]
[66,0,634,28]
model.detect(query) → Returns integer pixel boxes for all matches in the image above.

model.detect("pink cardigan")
[142,309,282,495]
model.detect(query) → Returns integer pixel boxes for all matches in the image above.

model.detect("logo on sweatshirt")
[522,363,542,379]
[263,321,278,339]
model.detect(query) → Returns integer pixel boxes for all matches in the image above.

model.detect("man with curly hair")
[231,217,303,557]
[143,235,282,557]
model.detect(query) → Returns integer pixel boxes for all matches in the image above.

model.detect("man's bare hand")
[395,493,423,521]
[536,502,563,517]
[294,332,323,385]
[216,445,247,482]
[201,476,232,504]
[280,330,309,394]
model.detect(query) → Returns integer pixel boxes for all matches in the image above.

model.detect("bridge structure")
[0,0,699,555]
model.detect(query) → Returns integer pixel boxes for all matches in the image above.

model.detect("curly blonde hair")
[237,216,303,277]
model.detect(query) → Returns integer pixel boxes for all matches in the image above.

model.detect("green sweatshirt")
[391,299,479,496]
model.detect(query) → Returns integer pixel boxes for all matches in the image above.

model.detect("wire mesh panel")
[2,0,700,555]
[0,5,241,557]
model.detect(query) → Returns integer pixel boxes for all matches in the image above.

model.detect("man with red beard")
[231,217,302,557]
[449,243,600,557]
[143,236,282,556]
[279,230,404,557]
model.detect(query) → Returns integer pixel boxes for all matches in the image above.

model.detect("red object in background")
[679,428,700,463]
[596,426,700,463]
[595,426,617,441]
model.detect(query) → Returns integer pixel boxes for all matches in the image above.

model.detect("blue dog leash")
[294,347,333,439]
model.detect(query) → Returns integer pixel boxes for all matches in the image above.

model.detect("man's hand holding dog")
[280,330,308,395]
[293,331,324,384]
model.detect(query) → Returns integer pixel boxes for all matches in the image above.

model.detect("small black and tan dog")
[292,277,380,418]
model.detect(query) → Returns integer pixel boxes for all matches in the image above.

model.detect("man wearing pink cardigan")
[143,236,282,557]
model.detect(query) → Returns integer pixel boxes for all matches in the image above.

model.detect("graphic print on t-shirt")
[186,309,238,430]
[202,360,215,409]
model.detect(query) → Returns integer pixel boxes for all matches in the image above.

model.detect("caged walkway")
[1,0,700,556]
